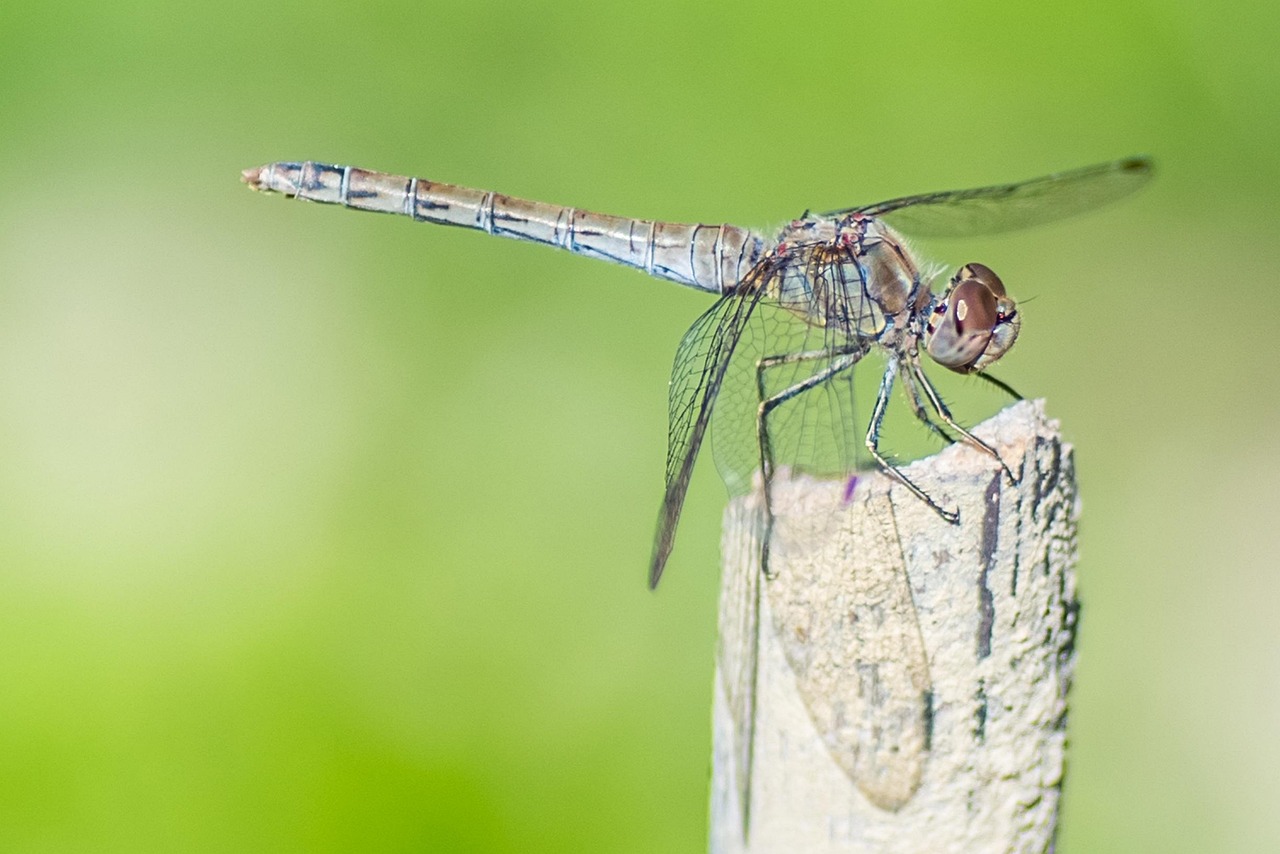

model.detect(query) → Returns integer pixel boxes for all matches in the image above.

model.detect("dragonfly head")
[924,263,1020,373]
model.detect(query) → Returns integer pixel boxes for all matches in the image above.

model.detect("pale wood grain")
[710,400,1079,854]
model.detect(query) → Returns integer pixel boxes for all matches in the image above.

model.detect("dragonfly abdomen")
[243,161,766,294]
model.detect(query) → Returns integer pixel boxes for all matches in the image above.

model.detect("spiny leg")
[908,359,1019,485]
[899,365,957,446]
[866,356,960,524]
[755,344,867,579]
[974,370,1024,401]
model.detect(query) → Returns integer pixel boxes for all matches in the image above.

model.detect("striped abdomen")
[243,161,766,294]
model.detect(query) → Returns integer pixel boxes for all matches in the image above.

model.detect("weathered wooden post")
[710,401,1079,854]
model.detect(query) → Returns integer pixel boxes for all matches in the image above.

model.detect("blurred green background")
[1,0,1277,850]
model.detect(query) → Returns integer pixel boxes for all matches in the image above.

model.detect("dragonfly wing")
[823,157,1152,238]
[768,479,931,809]
[649,279,768,588]
[717,491,765,835]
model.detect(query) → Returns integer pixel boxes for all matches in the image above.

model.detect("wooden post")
[709,400,1079,854]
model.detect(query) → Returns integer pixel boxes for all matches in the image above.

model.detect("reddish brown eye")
[925,262,1020,373]
[949,279,998,335]
[923,269,1012,372]
[959,262,1006,298]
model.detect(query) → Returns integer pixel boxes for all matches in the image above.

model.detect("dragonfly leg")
[755,345,867,578]
[908,360,1019,485]
[899,367,957,446]
[867,358,960,524]
[974,370,1024,401]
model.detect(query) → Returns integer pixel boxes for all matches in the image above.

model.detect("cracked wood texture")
[709,400,1080,854]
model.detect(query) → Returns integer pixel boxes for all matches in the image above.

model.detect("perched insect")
[244,156,1149,833]
[242,156,1152,586]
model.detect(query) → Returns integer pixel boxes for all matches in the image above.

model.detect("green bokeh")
[1,1,1277,850]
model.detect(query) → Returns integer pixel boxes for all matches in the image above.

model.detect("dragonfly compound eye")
[958,262,1005,297]
[924,265,1021,373]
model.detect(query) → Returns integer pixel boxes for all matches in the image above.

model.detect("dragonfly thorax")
[764,218,923,340]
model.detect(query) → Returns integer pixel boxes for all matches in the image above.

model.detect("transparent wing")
[716,490,764,836]
[822,156,1153,238]
[649,280,768,588]
[709,299,871,501]
[651,242,878,588]
[767,479,931,809]
[709,240,889,505]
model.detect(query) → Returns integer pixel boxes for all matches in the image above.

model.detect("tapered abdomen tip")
[241,166,265,189]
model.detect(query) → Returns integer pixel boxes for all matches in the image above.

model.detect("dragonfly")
[242,156,1152,587]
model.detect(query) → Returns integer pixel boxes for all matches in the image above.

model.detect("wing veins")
[649,270,771,587]
[820,157,1152,238]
